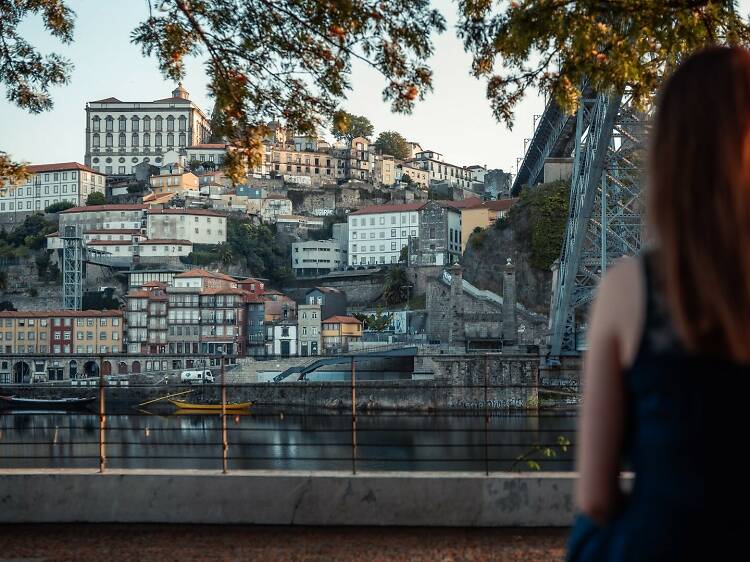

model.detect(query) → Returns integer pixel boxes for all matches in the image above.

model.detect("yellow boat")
[168,399,252,411]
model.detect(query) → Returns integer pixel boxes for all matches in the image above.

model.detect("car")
[180,369,215,385]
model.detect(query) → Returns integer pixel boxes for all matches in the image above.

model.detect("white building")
[185,143,228,168]
[347,202,424,267]
[254,195,293,223]
[59,204,148,233]
[0,162,106,221]
[291,239,348,277]
[84,85,210,175]
[413,150,472,189]
[86,238,193,261]
[146,208,227,245]
[466,165,487,184]
[267,321,298,356]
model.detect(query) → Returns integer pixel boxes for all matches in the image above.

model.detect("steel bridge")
[513,89,649,360]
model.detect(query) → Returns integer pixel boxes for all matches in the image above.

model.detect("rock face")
[462,181,569,314]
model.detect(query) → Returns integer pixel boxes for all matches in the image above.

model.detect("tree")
[373,131,411,160]
[383,267,409,305]
[86,192,107,206]
[401,173,414,186]
[457,1,750,127]
[44,201,75,213]
[207,98,226,143]
[0,300,16,312]
[330,112,374,143]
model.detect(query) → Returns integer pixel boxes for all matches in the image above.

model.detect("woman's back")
[568,252,709,561]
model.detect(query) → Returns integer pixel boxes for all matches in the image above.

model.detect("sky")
[0,0,543,175]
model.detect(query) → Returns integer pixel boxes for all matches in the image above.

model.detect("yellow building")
[0,310,124,356]
[374,154,396,186]
[442,197,492,253]
[484,198,519,223]
[321,315,363,354]
[397,161,430,189]
[150,164,199,194]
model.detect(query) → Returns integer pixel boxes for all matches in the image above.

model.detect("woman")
[566,47,747,561]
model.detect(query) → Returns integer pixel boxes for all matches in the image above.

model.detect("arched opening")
[12,361,30,384]
[84,360,99,378]
[102,361,112,376]
[118,361,128,375]
[69,360,78,379]
[131,360,141,374]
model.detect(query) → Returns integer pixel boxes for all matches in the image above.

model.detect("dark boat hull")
[0,396,96,410]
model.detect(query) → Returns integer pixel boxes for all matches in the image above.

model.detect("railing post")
[484,355,489,476]
[221,354,228,474]
[351,357,357,475]
[98,358,106,473]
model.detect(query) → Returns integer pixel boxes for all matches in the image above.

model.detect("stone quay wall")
[3,353,541,411]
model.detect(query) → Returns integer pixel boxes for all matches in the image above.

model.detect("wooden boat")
[168,399,252,411]
[0,395,95,409]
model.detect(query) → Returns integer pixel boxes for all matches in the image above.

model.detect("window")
[131,116,139,131]
[105,133,113,147]
[155,132,162,147]
[119,132,126,147]
[167,115,175,131]
[155,116,163,131]
[118,116,127,131]
[144,132,150,146]
[391,229,396,237]
[93,133,100,147]
[178,115,187,131]
[105,116,113,132]
[167,133,174,146]
[132,133,139,147]
[93,116,101,132]
[144,116,151,131]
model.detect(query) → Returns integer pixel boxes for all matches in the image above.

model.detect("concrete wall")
[0,469,593,526]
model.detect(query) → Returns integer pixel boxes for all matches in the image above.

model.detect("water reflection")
[0,407,576,472]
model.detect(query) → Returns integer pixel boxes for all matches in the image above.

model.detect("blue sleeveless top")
[567,253,707,561]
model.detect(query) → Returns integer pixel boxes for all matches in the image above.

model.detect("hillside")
[462,180,569,314]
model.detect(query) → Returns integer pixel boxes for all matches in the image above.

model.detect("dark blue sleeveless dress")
[567,254,707,561]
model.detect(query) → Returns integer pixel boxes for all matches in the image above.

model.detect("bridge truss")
[513,89,649,359]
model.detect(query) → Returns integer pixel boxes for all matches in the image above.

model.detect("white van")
[180,369,215,385]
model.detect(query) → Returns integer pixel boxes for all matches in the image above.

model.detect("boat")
[168,399,252,411]
[0,395,96,409]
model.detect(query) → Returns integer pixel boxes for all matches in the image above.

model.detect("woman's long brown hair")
[651,47,750,362]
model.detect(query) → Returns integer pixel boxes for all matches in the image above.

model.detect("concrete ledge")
[0,469,580,527]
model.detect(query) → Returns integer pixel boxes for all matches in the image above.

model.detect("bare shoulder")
[589,256,645,367]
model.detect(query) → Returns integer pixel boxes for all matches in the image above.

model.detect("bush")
[86,192,107,206]
[45,201,75,213]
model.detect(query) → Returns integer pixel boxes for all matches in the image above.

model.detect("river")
[0,406,576,472]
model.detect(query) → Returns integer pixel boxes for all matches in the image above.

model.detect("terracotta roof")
[187,143,227,150]
[89,97,122,103]
[141,239,193,245]
[322,315,362,325]
[84,229,140,235]
[142,281,168,288]
[200,288,245,296]
[148,208,225,217]
[62,204,147,214]
[126,290,151,298]
[87,239,132,246]
[45,231,59,238]
[242,292,264,303]
[175,268,236,282]
[0,309,122,318]
[151,96,192,103]
[350,202,426,216]
[27,162,101,175]
[484,198,519,212]
[440,197,485,210]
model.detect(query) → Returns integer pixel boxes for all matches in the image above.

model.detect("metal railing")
[0,357,578,474]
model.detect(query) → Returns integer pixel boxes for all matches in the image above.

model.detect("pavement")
[0,524,568,561]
